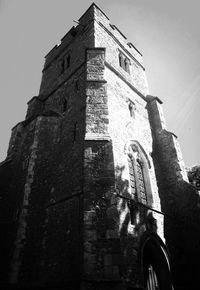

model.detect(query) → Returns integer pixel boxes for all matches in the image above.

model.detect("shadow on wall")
[146,96,200,289]
[114,165,173,289]
[148,131,200,289]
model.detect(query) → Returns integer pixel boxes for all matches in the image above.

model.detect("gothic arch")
[124,140,151,169]
[124,141,153,205]
[141,234,173,290]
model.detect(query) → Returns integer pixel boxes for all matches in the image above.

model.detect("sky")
[0,0,199,166]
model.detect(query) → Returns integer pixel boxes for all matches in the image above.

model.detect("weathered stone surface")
[3,3,199,290]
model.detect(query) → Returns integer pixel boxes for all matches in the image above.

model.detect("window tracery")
[127,142,152,206]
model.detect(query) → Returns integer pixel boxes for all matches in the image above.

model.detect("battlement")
[44,3,143,70]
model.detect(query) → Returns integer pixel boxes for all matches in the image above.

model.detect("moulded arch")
[124,140,151,169]
[141,234,173,290]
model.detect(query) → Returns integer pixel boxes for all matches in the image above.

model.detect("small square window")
[128,100,136,118]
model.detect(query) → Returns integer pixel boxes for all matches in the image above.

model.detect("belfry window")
[58,54,71,74]
[127,142,152,206]
[119,51,130,73]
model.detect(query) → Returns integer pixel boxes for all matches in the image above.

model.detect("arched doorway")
[142,235,173,290]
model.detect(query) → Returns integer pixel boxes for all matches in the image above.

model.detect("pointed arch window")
[127,142,152,206]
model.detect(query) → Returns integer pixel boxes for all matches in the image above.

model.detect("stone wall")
[38,7,95,98]
[94,6,148,97]
[81,11,166,287]
[1,7,93,286]
[147,95,200,289]
[83,47,119,284]
[0,4,175,289]
[105,69,164,288]
[3,108,85,287]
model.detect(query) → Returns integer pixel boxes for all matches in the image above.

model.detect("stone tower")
[4,3,200,289]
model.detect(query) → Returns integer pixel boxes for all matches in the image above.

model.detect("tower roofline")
[78,2,110,22]
[44,3,143,63]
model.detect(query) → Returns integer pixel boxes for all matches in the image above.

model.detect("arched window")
[127,142,152,206]
[142,236,173,290]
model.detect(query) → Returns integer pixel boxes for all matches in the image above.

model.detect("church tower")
[0,3,179,289]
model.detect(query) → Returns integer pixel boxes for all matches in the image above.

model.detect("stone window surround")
[118,50,130,73]
[125,141,153,206]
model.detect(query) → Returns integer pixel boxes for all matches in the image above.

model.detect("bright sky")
[0,0,199,166]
